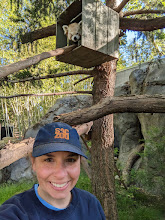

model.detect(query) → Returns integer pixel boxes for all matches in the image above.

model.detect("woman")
[0,122,106,219]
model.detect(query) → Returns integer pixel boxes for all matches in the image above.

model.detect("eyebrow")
[44,153,79,157]
[45,153,54,157]
[67,153,79,157]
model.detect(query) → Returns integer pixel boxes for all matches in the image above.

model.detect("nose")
[53,161,67,179]
[72,35,80,42]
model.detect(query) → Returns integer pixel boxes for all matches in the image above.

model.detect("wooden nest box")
[56,0,119,68]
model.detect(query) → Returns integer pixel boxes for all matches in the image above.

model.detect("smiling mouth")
[50,182,69,188]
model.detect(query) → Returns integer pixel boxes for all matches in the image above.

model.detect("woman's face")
[31,151,81,208]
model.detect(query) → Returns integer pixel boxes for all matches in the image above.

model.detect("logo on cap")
[54,128,69,140]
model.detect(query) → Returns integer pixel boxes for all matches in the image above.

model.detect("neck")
[38,186,72,209]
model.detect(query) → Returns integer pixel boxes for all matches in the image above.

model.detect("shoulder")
[73,187,102,207]
[74,188,97,200]
[2,186,34,205]
[72,188,106,219]
[0,187,35,219]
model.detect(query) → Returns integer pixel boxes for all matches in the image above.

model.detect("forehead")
[68,23,80,32]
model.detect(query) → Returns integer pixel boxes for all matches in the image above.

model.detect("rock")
[24,95,93,139]
[9,158,33,182]
[129,69,147,95]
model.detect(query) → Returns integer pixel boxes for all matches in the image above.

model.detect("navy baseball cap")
[32,122,87,158]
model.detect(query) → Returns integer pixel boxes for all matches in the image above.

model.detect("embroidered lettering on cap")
[54,128,69,140]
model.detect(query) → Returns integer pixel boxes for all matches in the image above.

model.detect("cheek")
[33,163,52,180]
[68,34,71,40]
[68,163,80,180]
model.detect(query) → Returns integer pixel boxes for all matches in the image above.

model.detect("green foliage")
[0,181,35,205]
[116,183,164,220]
[76,170,92,193]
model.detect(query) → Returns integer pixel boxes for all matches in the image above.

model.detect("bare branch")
[1,70,94,84]
[0,91,92,99]
[114,0,130,13]
[0,138,34,170]
[74,76,93,86]
[120,16,165,31]
[73,121,93,136]
[0,45,76,79]
[20,24,56,44]
[54,95,165,125]
[122,9,165,17]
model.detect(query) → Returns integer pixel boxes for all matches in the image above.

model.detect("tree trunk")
[91,60,118,219]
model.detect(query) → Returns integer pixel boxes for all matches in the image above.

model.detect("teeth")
[51,182,67,188]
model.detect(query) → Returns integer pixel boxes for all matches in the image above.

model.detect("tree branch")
[120,16,165,31]
[114,0,130,13]
[0,45,76,79]
[0,91,92,99]
[0,138,34,170]
[20,24,56,44]
[74,76,93,86]
[1,70,94,84]
[53,95,165,125]
[122,9,165,17]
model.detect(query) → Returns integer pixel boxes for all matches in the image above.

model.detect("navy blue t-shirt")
[0,186,106,219]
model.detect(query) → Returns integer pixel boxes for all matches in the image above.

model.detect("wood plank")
[56,23,67,49]
[81,0,96,50]
[107,8,119,58]
[57,0,82,26]
[57,46,115,68]
[95,2,108,54]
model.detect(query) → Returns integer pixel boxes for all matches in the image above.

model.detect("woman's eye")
[66,158,76,163]
[45,158,53,162]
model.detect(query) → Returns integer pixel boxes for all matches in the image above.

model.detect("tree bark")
[0,45,76,78]
[114,0,130,13]
[0,138,34,170]
[20,24,56,44]
[122,9,165,17]
[91,60,118,219]
[120,17,165,31]
[54,95,165,125]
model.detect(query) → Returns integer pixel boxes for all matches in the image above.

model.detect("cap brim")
[32,142,88,159]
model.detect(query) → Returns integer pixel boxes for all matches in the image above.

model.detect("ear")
[30,155,36,172]
[78,21,82,28]
[62,25,69,35]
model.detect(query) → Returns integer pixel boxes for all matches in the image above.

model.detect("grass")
[116,184,165,220]
[0,174,164,220]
